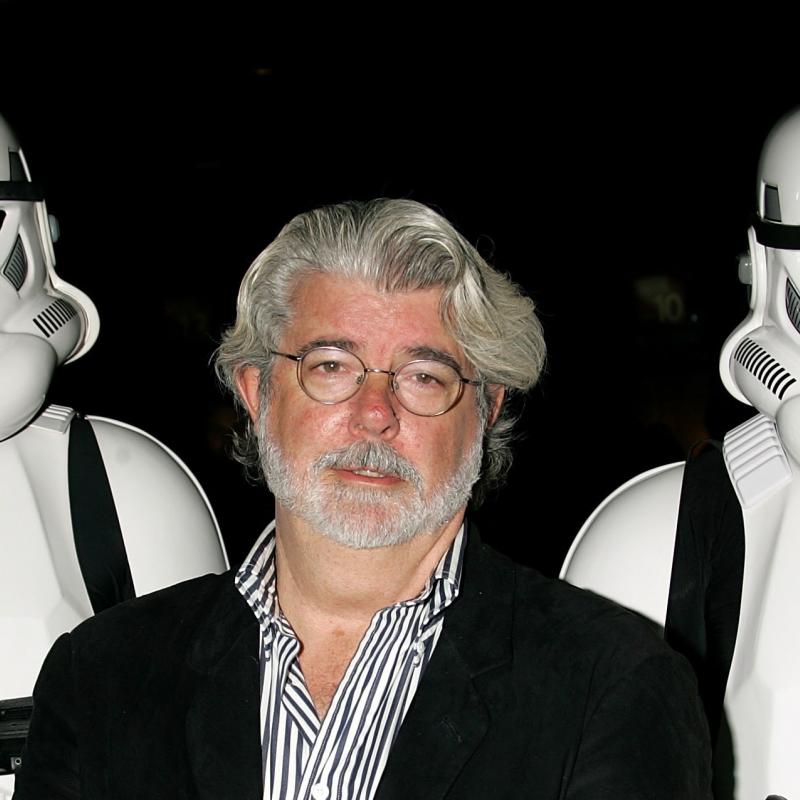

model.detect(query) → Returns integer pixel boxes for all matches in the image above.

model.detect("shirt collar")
[235,521,467,634]
[234,520,279,632]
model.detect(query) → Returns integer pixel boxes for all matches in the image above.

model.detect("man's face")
[242,273,489,549]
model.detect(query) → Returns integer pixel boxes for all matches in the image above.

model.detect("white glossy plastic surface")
[89,415,228,596]
[561,462,683,628]
[0,333,56,440]
[724,414,791,508]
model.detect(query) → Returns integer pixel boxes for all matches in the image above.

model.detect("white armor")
[562,108,800,799]
[0,116,228,798]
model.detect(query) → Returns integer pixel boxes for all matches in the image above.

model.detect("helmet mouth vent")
[786,278,800,334]
[33,297,77,337]
[2,236,26,291]
[734,337,797,399]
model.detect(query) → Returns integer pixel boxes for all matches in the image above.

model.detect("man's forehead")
[279,275,471,371]
[289,272,444,309]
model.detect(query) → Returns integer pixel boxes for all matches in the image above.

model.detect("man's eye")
[409,372,443,388]
[306,358,355,378]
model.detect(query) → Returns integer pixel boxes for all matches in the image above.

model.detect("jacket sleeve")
[13,633,81,799]
[566,650,713,799]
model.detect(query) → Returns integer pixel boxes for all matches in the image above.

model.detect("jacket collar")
[436,518,515,675]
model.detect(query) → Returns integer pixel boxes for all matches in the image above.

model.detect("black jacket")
[15,526,712,799]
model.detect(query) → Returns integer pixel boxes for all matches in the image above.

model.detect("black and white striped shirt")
[235,522,466,800]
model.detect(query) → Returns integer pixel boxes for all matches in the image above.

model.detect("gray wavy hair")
[214,198,546,504]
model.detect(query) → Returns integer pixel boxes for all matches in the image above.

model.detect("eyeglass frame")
[269,346,483,417]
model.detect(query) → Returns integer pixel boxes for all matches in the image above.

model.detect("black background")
[3,7,795,573]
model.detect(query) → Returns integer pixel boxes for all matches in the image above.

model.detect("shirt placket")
[299,600,438,800]
[293,606,391,800]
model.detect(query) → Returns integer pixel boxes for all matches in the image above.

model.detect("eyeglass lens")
[298,347,463,416]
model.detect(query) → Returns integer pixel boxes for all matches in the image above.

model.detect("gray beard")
[257,414,483,549]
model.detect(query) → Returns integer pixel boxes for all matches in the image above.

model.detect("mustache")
[314,441,422,487]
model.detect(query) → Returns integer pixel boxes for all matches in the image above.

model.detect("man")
[15,199,712,798]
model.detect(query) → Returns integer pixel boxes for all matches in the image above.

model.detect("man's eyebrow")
[404,345,464,374]
[296,338,360,356]
[293,340,466,374]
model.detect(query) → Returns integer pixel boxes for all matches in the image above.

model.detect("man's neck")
[270,505,465,719]
[273,505,465,637]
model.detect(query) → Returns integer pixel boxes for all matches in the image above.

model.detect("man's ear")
[486,385,505,428]
[236,366,262,423]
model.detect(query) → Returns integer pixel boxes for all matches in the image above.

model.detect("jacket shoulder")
[67,570,246,663]
[477,539,676,668]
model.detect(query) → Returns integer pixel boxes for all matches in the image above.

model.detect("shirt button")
[311,784,330,800]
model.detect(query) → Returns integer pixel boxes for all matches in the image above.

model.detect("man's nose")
[347,370,401,440]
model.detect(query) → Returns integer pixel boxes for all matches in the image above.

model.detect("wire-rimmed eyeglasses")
[270,346,481,417]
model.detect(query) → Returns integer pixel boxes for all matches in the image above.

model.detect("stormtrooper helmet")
[0,114,99,440]
[718,108,800,460]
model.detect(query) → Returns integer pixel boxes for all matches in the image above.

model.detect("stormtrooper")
[0,116,228,799]
[562,108,800,800]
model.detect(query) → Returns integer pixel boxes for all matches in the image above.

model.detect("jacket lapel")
[184,577,263,800]
[377,523,515,799]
